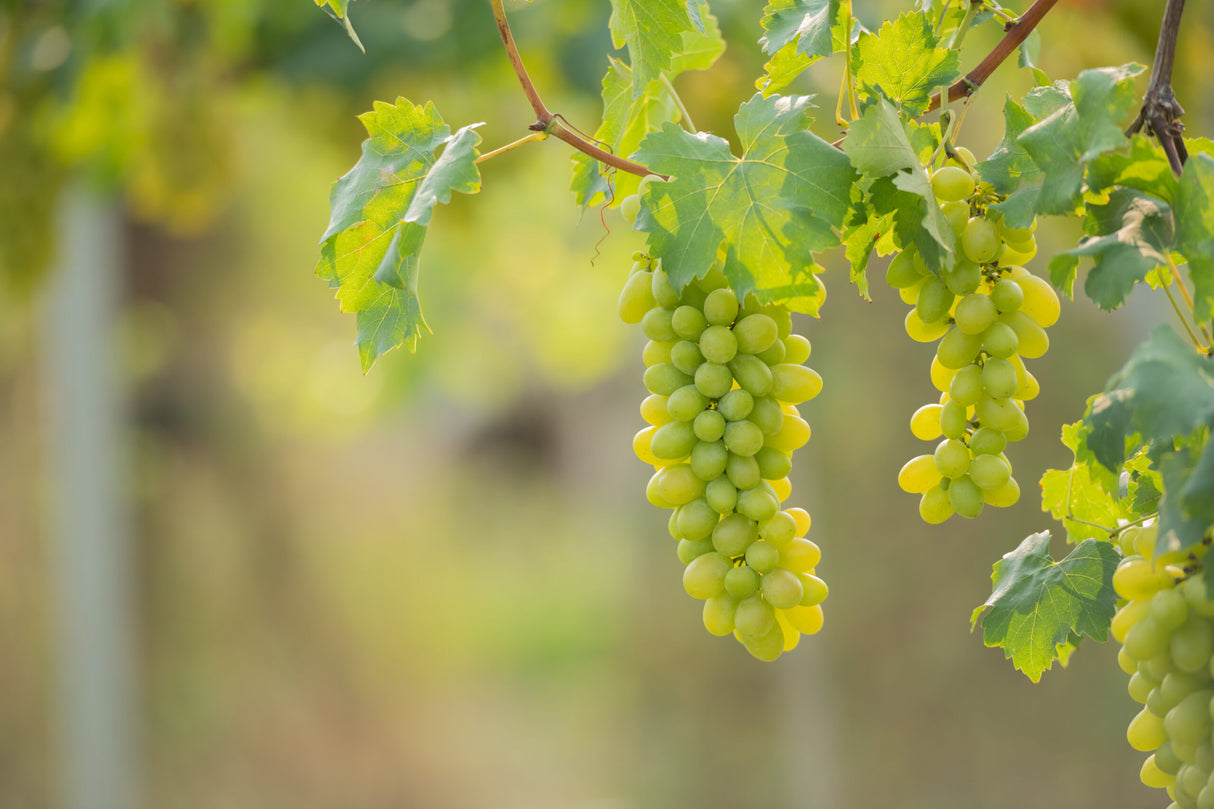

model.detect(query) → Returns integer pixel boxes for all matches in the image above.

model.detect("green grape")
[754,446,792,480]
[642,340,674,367]
[916,277,956,324]
[652,266,680,308]
[786,604,825,636]
[974,396,1022,433]
[677,499,720,542]
[672,305,708,340]
[934,438,971,478]
[670,340,705,375]
[737,487,779,522]
[729,354,774,397]
[980,358,1018,399]
[726,452,762,490]
[668,385,709,422]
[760,568,804,609]
[798,573,829,607]
[1156,741,1184,775]
[947,475,984,518]
[766,413,810,452]
[694,409,725,442]
[718,389,754,421]
[968,453,1011,490]
[905,309,952,343]
[1172,620,1214,674]
[734,314,779,354]
[919,484,954,523]
[941,200,971,235]
[642,307,679,342]
[887,250,925,288]
[961,217,1000,264]
[771,364,823,404]
[633,427,660,466]
[931,165,977,201]
[937,327,983,369]
[954,293,999,335]
[783,334,811,365]
[758,511,797,545]
[745,540,780,573]
[1166,690,1214,746]
[755,339,786,366]
[619,194,641,227]
[939,399,969,439]
[948,364,984,406]
[734,596,776,640]
[969,426,1006,456]
[749,397,785,436]
[683,552,731,599]
[677,538,714,565]
[742,619,786,661]
[944,258,981,295]
[724,420,765,457]
[699,324,738,364]
[694,362,733,398]
[1125,618,1171,662]
[689,439,729,480]
[618,270,656,323]
[980,321,1019,359]
[779,538,822,572]
[641,394,673,427]
[705,475,738,514]
[899,454,943,494]
[651,420,697,460]
[703,288,739,326]
[1014,272,1061,327]
[1129,671,1155,703]
[1139,755,1174,789]
[1000,310,1049,358]
[989,278,1024,313]
[702,594,738,636]
[910,404,944,441]
[1150,588,1190,631]
[724,565,761,599]
[712,513,758,557]
[644,363,692,396]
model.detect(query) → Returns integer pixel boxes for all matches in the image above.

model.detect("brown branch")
[924,0,1061,115]
[489,0,661,179]
[1127,0,1187,176]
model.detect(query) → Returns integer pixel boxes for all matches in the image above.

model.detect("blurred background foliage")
[1,0,1212,807]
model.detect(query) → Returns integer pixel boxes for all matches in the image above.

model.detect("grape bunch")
[1112,523,1214,808]
[890,150,1060,523]
[618,252,828,661]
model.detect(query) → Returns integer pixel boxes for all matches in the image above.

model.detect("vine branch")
[489,0,660,179]
[923,0,1060,115]
[1127,0,1187,176]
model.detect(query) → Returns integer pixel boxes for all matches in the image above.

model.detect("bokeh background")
[2,1,1213,808]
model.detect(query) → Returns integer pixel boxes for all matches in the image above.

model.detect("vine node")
[1127,0,1187,176]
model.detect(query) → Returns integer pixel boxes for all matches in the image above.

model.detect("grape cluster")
[891,150,1060,523]
[619,253,827,661]
[1113,524,1214,808]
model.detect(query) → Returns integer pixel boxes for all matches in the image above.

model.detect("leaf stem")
[488,0,660,179]
[1161,277,1208,353]
[924,0,1060,115]
[661,75,697,133]
[841,0,860,123]
[949,0,982,52]
[474,131,549,164]
[1166,253,1213,344]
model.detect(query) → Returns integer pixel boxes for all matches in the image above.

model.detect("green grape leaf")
[1018,64,1144,215]
[1062,189,1173,311]
[757,42,815,97]
[972,532,1119,683]
[318,98,483,370]
[1174,153,1214,323]
[759,0,840,56]
[854,12,960,117]
[1039,421,1128,543]
[1017,29,1050,87]
[844,99,953,271]
[1158,445,1213,554]
[608,0,697,97]
[633,94,855,311]
[1085,325,1214,471]
[315,0,364,52]
[842,211,887,300]
[1085,135,1178,200]
[980,97,1045,230]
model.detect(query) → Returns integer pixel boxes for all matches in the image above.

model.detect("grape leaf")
[633,94,855,312]
[608,0,696,97]
[981,97,1046,231]
[757,0,855,95]
[843,99,953,271]
[1174,153,1214,323]
[1018,64,1144,216]
[315,0,364,52]
[1062,189,1173,311]
[972,532,1119,683]
[854,12,960,117]
[1017,29,1050,87]
[1039,421,1128,543]
[318,98,483,370]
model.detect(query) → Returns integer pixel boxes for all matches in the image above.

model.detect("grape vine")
[312,0,1214,802]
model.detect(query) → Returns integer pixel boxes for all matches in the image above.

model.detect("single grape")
[931,165,977,202]
[651,266,680,308]
[734,314,779,355]
[694,362,733,398]
[712,513,758,557]
[734,596,776,640]
[667,384,709,422]
[779,537,822,573]
[887,250,925,288]
[703,288,739,326]
[989,278,1024,313]
[651,420,697,460]
[670,340,705,376]
[693,409,726,442]
[642,307,679,342]
[954,293,999,335]
[916,277,955,324]
[758,511,797,545]
[689,439,729,480]
[934,438,971,478]
[948,364,984,407]
[919,484,954,524]
[724,419,765,457]
[961,217,1000,264]
[702,594,738,636]
[705,475,738,514]
[771,364,823,404]
[729,354,774,397]
[726,452,762,490]
[937,327,983,369]
[947,475,984,518]
[898,454,942,494]
[683,551,731,599]
[910,403,944,441]
[783,334,811,365]
[724,565,761,599]
[760,568,804,609]
[618,270,656,323]
[718,389,754,421]
[699,324,738,364]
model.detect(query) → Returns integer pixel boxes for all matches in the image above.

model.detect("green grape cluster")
[890,150,1061,523]
[618,253,828,661]
[1112,524,1214,809]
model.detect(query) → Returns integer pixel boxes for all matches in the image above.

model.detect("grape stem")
[489,0,663,179]
[923,0,1059,115]
[1165,253,1213,348]
[474,131,549,164]
[1127,0,1187,176]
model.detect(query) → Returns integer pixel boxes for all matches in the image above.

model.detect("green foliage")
[317,99,483,370]
[972,532,1120,682]
[854,13,960,117]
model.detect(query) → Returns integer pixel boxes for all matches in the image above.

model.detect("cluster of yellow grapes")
[891,150,1060,523]
[1113,524,1214,809]
[618,253,827,660]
